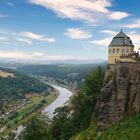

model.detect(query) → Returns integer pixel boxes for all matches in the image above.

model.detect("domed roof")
[109,30,134,47]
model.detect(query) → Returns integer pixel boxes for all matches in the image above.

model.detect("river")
[42,83,73,119]
[14,82,73,139]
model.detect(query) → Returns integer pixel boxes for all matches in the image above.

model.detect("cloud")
[125,19,140,29]
[109,11,129,20]
[128,32,140,50]
[0,30,55,46]
[0,14,7,18]
[64,28,92,39]
[0,52,30,59]
[0,50,73,62]
[16,38,33,45]
[89,31,140,51]
[0,36,7,41]
[7,2,15,7]
[0,51,45,59]
[100,30,117,35]
[89,37,112,47]
[29,0,129,24]
[20,31,55,43]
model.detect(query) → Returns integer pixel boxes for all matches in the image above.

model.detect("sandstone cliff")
[95,62,140,132]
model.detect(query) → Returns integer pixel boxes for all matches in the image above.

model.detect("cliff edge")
[95,62,140,132]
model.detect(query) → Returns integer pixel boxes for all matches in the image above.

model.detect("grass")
[0,91,59,137]
[96,114,140,140]
[71,114,140,140]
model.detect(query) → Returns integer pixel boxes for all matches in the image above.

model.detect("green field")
[0,91,59,137]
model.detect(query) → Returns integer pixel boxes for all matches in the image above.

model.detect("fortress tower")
[108,30,135,64]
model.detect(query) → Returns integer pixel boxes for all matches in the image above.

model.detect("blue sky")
[0,0,140,63]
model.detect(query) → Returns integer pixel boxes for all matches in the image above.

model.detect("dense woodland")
[0,68,50,113]
[18,66,140,140]
[17,63,106,87]
[19,67,105,140]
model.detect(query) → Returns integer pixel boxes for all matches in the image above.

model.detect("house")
[108,30,140,64]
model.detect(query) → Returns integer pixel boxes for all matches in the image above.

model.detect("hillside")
[0,67,51,115]
[71,62,140,140]
[71,113,140,140]
[16,63,106,88]
[15,62,140,140]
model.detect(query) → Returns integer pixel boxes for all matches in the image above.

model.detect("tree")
[20,116,49,140]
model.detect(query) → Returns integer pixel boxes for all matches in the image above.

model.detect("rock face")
[95,62,140,132]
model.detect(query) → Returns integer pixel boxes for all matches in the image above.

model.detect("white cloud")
[16,38,33,45]
[109,11,129,20]
[89,31,140,51]
[128,32,140,50]
[0,14,7,18]
[29,0,129,24]
[0,30,56,46]
[125,19,140,29]
[0,36,7,41]
[0,51,45,59]
[0,50,73,61]
[20,31,55,43]
[7,2,15,7]
[64,28,92,39]
[100,30,117,35]
[89,37,112,47]
[0,52,29,59]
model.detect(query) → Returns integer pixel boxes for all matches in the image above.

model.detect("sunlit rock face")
[95,62,140,132]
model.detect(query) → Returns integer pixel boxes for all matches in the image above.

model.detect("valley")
[0,68,59,137]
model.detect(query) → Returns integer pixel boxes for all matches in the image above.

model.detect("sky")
[0,0,140,63]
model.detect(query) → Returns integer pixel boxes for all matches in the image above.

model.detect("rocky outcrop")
[95,62,140,132]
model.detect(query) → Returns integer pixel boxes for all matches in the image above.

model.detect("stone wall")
[95,62,140,132]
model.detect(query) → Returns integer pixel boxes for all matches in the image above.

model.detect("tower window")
[117,49,119,53]
[122,48,125,53]
[124,37,127,44]
[113,49,115,53]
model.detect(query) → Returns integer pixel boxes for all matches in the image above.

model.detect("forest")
[0,68,51,113]
[18,67,105,140]
[16,63,106,88]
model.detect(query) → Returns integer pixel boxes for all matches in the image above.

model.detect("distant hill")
[16,63,107,88]
[0,67,51,114]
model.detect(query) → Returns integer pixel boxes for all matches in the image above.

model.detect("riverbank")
[42,83,73,119]
[0,81,74,139]
[0,90,59,137]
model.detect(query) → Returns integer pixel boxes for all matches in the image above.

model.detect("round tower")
[108,30,134,64]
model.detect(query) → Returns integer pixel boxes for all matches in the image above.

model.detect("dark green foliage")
[17,64,106,88]
[44,67,105,140]
[41,99,47,104]
[83,66,105,107]
[20,67,105,140]
[0,68,50,111]
[20,117,49,140]
[96,114,140,140]
[9,111,19,119]
[71,114,140,140]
